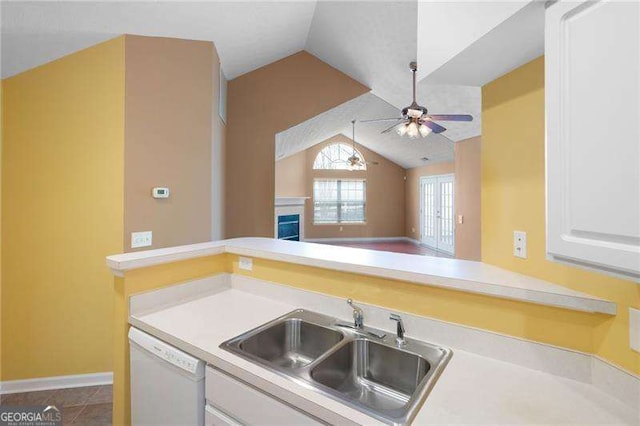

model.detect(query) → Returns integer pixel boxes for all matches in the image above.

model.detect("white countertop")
[130,286,637,425]
[108,237,616,315]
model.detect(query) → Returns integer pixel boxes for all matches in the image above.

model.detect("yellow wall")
[231,251,639,374]
[1,37,125,380]
[231,256,602,353]
[482,56,639,374]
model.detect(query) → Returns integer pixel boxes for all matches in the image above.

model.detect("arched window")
[312,143,366,170]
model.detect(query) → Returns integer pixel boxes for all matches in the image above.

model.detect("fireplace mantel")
[275,197,309,207]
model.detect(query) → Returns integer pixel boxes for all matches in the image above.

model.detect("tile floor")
[0,385,112,425]
[318,240,454,257]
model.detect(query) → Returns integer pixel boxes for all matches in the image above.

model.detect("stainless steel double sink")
[220,309,452,425]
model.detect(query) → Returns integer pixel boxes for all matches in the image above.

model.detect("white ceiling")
[305,1,418,110]
[2,0,543,167]
[1,1,544,85]
[424,0,545,86]
[0,1,317,79]
[416,1,531,81]
[275,91,479,169]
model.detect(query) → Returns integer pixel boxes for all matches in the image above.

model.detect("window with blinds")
[313,179,366,224]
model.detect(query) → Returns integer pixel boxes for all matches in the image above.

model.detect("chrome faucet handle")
[389,314,406,346]
[347,299,364,328]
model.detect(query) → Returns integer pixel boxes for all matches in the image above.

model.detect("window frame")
[312,143,367,170]
[313,178,367,224]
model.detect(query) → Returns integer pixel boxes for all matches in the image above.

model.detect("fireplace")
[274,197,308,241]
[277,214,300,240]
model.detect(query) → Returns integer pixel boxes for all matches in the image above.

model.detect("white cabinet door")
[546,0,640,280]
[205,366,322,425]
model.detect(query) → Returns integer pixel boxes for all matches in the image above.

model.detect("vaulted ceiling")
[276,90,481,169]
[1,1,545,167]
[0,1,317,79]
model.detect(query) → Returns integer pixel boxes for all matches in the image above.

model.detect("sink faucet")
[347,299,364,328]
[390,314,406,346]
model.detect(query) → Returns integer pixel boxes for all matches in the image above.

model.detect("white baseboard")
[304,236,409,243]
[405,237,422,246]
[0,372,113,394]
[405,237,453,251]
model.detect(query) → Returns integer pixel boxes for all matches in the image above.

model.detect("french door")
[420,174,455,255]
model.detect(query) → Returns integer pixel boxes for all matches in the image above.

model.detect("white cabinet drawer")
[205,404,241,426]
[205,366,321,425]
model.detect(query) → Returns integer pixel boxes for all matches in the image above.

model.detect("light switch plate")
[514,231,527,259]
[131,231,152,248]
[630,307,640,353]
[239,256,253,271]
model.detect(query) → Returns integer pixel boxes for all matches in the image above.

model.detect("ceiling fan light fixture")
[360,62,473,139]
[407,121,419,138]
[407,107,423,119]
[419,123,431,137]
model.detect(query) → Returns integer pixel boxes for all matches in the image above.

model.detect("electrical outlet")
[131,231,152,248]
[239,256,253,271]
[513,231,527,259]
[630,308,640,353]
[458,215,464,225]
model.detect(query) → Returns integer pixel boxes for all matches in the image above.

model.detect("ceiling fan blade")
[381,121,406,134]
[427,114,473,122]
[360,117,404,123]
[422,119,447,134]
[366,161,379,166]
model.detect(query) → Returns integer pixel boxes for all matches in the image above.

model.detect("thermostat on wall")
[152,187,170,198]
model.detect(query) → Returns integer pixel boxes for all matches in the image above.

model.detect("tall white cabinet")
[545,0,640,281]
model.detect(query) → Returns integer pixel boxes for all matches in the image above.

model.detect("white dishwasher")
[129,327,205,426]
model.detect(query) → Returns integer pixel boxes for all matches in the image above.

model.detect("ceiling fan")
[347,119,378,169]
[361,62,473,138]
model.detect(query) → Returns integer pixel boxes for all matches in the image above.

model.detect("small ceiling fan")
[361,62,473,138]
[347,119,378,169]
